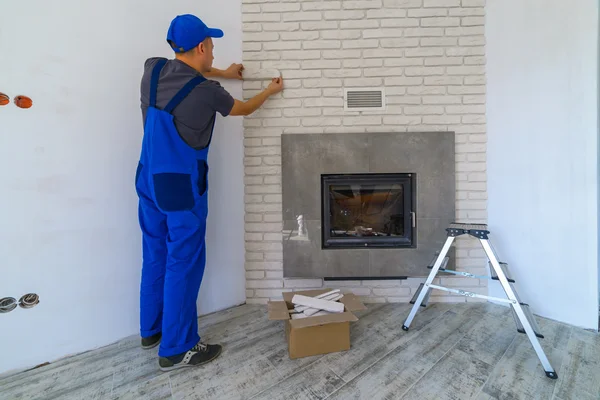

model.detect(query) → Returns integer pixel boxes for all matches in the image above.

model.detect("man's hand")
[230,76,285,116]
[266,77,284,95]
[224,63,244,80]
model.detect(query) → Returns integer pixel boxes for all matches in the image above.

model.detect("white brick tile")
[321,50,357,59]
[380,19,420,27]
[386,87,408,95]
[280,69,322,79]
[324,10,366,20]
[421,37,459,46]
[246,184,281,194]
[321,30,363,40]
[342,39,380,49]
[327,126,367,133]
[244,127,283,137]
[462,95,485,104]
[366,9,407,18]
[408,85,446,95]
[340,20,379,29]
[404,27,445,37]
[283,108,322,117]
[254,289,286,298]
[245,166,280,176]
[266,270,284,279]
[245,232,263,242]
[282,88,322,98]
[450,7,485,16]
[302,117,343,126]
[280,31,319,41]
[446,26,485,36]
[283,12,322,22]
[264,213,283,222]
[344,0,384,9]
[304,97,344,107]
[462,0,485,7]
[344,58,384,68]
[303,1,342,11]
[380,38,420,48]
[408,8,447,17]
[323,88,344,97]
[344,77,384,86]
[387,96,421,105]
[404,105,445,115]
[462,16,485,26]
[243,23,262,32]
[384,58,424,66]
[364,67,405,77]
[243,43,262,52]
[424,0,460,6]
[246,252,264,262]
[424,76,463,85]
[284,127,325,134]
[465,56,486,65]
[425,56,463,66]
[405,47,444,57]
[385,76,424,85]
[423,95,462,104]
[263,174,281,184]
[363,48,404,58]
[242,13,280,23]
[281,50,321,60]
[245,241,282,252]
[303,78,343,88]
[262,157,282,166]
[242,4,261,13]
[265,252,284,261]
[264,193,283,202]
[459,36,486,46]
[244,51,281,61]
[262,3,300,12]
[447,46,485,56]
[448,85,485,94]
[262,22,300,32]
[382,115,422,125]
[383,0,423,7]
[301,21,339,30]
[423,115,461,124]
[261,61,301,71]
[303,40,342,50]
[262,118,301,127]
[421,17,460,27]
[246,271,265,279]
[405,66,445,76]
[343,116,383,126]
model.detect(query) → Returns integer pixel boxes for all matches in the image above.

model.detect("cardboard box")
[267,289,367,359]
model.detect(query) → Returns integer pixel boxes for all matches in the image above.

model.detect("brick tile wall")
[241,0,488,304]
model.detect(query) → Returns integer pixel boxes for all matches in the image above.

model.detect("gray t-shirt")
[140,57,235,149]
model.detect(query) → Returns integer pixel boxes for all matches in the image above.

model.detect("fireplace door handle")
[411,212,416,228]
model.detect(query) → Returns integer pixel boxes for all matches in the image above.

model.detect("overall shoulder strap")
[164,75,207,114]
[149,59,168,108]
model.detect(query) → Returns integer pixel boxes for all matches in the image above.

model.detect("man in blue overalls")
[135,14,283,371]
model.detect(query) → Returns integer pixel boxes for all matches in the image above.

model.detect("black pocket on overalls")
[197,160,208,196]
[153,173,194,211]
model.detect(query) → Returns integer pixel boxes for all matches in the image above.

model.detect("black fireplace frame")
[321,173,417,250]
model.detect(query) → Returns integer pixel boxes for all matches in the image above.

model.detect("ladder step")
[410,283,431,307]
[511,303,544,339]
[490,261,516,283]
[427,255,450,270]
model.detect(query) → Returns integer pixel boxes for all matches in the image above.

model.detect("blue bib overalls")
[135,59,214,357]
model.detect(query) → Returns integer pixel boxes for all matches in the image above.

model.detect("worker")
[135,14,283,371]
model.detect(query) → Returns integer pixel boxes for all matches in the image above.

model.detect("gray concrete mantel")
[282,132,456,279]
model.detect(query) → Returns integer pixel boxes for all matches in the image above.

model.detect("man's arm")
[205,64,244,80]
[230,77,284,116]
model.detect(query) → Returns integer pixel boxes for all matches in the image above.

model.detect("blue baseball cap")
[166,14,224,53]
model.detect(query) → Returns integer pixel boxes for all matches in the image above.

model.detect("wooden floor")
[1,303,599,400]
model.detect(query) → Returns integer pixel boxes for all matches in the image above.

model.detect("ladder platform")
[490,261,516,283]
[446,223,490,239]
[512,303,544,338]
[410,283,431,307]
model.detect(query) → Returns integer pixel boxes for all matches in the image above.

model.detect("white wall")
[487,0,599,330]
[0,0,244,375]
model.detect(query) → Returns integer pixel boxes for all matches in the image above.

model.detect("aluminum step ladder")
[401,223,558,380]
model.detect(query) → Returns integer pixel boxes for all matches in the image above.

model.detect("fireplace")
[321,173,416,249]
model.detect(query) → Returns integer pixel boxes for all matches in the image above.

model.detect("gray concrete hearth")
[282,132,456,279]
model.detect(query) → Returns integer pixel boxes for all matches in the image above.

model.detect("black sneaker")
[141,333,162,350]
[158,341,222,372]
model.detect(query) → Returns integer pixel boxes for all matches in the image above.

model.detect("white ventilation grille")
[344,88,386,111]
